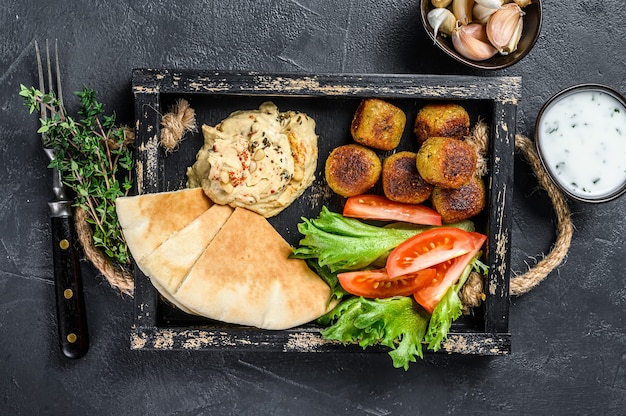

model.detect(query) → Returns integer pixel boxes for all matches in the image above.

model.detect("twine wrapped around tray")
[73,119,573,304]
[459,123,574,308]
[508,134,574,296]
[74,207,134,297]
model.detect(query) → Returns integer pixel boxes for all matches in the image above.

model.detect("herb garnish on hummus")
[186,102,318,217]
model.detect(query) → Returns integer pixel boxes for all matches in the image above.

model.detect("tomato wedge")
[386,227,486,278]
[337,268,436,298]
[343,195,442,226]
[413,235,486,313]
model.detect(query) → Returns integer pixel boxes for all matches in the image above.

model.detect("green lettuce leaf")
[292,207,423,272]
[318,296,431,370]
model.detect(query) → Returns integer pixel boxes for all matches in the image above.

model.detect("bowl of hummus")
[186,102,318,217]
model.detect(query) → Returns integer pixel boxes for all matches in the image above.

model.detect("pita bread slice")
[116,188,212,262]
[138,204,233,295]
[150,279,198,315]
[173,207,333,330]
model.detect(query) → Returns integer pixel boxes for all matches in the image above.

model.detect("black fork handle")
[50,209,89,359]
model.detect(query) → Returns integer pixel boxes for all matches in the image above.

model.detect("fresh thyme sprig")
[20,84,133,267]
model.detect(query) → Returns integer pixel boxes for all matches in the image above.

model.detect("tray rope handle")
[74,207,134,297]
[508,133,574,296]
[460,124,574,308]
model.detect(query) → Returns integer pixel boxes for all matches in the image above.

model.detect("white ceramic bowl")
[535,84,626,203]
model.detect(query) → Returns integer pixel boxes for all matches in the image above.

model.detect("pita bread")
[116,188,212,261]
[150,279,198,315]
[138,204,233,294]
[173,207,333,330]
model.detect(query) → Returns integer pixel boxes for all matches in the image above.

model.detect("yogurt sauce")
[537,88,626,200]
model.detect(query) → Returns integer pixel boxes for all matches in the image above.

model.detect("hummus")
[186,102,318,217]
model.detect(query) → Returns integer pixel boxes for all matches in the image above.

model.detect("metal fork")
[36,40,89,359]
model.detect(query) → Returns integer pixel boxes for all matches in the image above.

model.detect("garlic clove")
[452,23,498,61]
[428,7,457,40]
[487,3,525,55]
[474,0,504,9]
[508,0,532,7]
[452,0,474,25]
[431,0,453,7]
[473,3,498,24]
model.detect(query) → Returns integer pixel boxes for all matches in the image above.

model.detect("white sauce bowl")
[535,84,626,203]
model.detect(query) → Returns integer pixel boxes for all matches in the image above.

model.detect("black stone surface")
[1,1,625,415]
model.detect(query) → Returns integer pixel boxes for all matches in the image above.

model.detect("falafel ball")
[431,175,486,223]
[413,103,470,145]
[351,98,406,151]
[382,151,433,204]
[416,136,477,189]
[325,144,382,197]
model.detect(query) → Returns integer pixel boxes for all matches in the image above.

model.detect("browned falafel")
[351,98,406,151]
[416,136,477,189]
[382,151,433,204]
[413,103,470,145]
[325,144,382,197]
[431,175,486,223]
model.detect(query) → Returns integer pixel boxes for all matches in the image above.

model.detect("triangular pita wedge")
[116,188,212,261]
[138,204,233,295]
[173,207,333,330]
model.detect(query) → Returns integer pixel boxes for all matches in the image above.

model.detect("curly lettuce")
[318,296,430,370]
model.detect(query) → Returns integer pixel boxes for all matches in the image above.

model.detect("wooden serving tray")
[130,69,520,355]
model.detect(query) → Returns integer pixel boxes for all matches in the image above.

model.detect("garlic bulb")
[473,3,497,24]
[487,3,525,55]
[431,0,453,7]
[452,23,498,61]
[428,7,456,40]
[452,0,474,25]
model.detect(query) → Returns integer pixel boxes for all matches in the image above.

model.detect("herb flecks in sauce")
[538,89,626,199]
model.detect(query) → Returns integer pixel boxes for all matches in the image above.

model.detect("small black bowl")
[534,84,626,203]
[420,0,542,70]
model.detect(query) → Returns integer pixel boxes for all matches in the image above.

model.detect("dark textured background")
[1,1,625,415]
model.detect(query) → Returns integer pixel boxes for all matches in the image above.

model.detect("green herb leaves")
[20,84,134,267]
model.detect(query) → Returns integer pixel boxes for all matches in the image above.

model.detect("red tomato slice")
[343,195,442,226]
[386,227,486,278]
[413,234,486,313]
[337,268,436,298]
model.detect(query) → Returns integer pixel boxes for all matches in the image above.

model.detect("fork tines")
[35,39,64,122]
